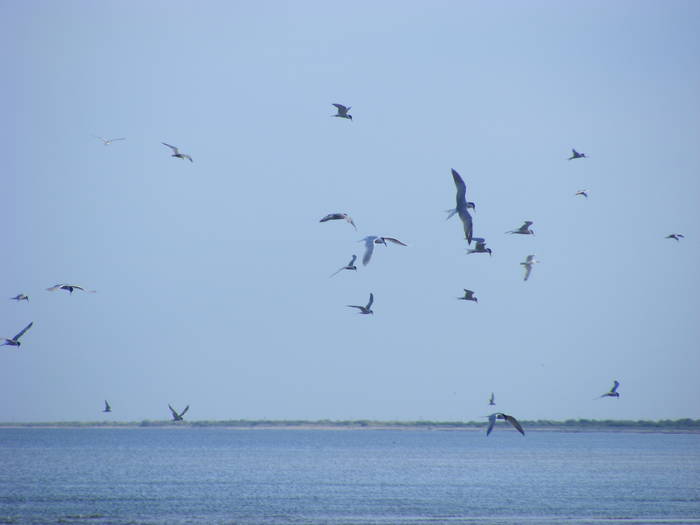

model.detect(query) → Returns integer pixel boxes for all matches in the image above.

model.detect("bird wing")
[463,289,474,298]
[105,400,111,410]
[486,413,497,435]
[362,237,376,265]
[46,285,62,291]
[523,221,533,228]
[505,415,525,435]
[366,293,374,309]
[611,380,620,393]
[348,254,357,266]
[180,405,189,417]
[451,169,466,205]
[168,404,178,418]
[332,103,347,113]
[162,143,179,154]
[523,264,532,281]
[382,237,408,246]
[13,322,33,341]
[346,305,363,311]
[458,209,473,244]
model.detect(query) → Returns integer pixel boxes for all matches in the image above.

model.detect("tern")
[506,221,535,235]
[94,135,125,146]
[575,190,589,198]
[466,237,492,256]
[162,143,193,162]
[361,236,406,265]
[330,255,358,277]
[2,322,33,347]
[568,148,587,160]
[520,255,538,281]
[103,400,112,413]
[332,103,352,120]
[347,293,374,314]
[488,392,495,406]
[599,380,620,398]
[169,404,189,421]
[458,289,478,303]
[374,236,408,247]
[666,234,684,241]
[319,213,356,230]
[446,169,473,245]
[47,284,96,294]
[487,413,525,436]
[10,294,29,302]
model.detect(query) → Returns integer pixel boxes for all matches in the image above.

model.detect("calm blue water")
[0,428,698,524]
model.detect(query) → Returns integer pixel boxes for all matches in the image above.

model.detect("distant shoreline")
[1,419,699,433]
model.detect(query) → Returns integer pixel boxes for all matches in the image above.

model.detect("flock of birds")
[3,105,687,434]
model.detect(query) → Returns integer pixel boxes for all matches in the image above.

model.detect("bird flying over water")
[487,413,525,436]
[489,392,495,406]
[520,255,538,281]
[568,148,587,160]
[47,284,95,294]
[332,103,352,120]
[330,255,358,277]
[666,234,684,241]
[169,404,189,421]
[103,400,112,413]
[599,380,620,398]
[94,135,125,146]
[466,238,492,256]
[506,221,535,235]
[319,213,356,230]
[446,169,473,245]
[10,294,29,302]
[575,190,589,198]
[459,289,478,303]
[347,293,374,314]
[162,143,193,162]
[2,322,33,347]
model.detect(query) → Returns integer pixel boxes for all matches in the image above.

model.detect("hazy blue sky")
[2,1,699,423]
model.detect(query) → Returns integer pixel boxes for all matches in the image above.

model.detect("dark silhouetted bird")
[2,322,33,347]
[487,413,525,436]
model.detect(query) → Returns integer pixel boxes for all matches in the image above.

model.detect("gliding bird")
[330,255,357,277]
[332,103,352,120]
[169,404,189,421]
[347,293,374,315]
[458,289,478,303]
[2,322,33,347]
[94,135,125,146]
[575,190,589,198]
[666,234,684,241]
[319,213,356,230]
[446,169,473,245]
[47,284,95,294]
[568,148,587,160]
[162,143,193,162]
[487,413,525,436]
[506,221,535,235]
[520,255,538,281]
[10,294,29,302]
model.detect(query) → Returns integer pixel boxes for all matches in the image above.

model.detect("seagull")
[599,380,620,398]
[162,143,193,162]
[332,103,352,120]
[103,400,112,413]
[347,293,374,315]
[575,190,589,198]
[458,289,478,303]
[319,213,356,230]
[10,294,29,302]
[94,135,126,146]
[47,284,96,294]
[330,255,358,277]
[466,237,492,256]
[488,392,495,406]
[520,255,538,281]
[446,169,473,245]
[487,413,525,436]
[2,322,33,347]
[506,221,535,235]
[568,148,587,160]
[169,404,189,421]
[666,234,685,241]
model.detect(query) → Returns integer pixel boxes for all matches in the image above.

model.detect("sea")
[1,427,699,524]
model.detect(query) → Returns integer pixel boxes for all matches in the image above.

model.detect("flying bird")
[575,190,589,198]
[487,413,525,436]
[10,294,29,302]
[94,135,125,146]
[332,103,352,120]
[330,255,358,277]
[446,169,473,245]
[458,289,478,303]
[47,284,95,294]
[666,234,684,241]
[162,143,193,162]
[374,236,408,247]
[520,255,538,281]
[506,221,535,235]
[599,380,620,398]
[103,400,112,413]
[568,148,587,160]
[169,404,189,421]
[347,293,374,315]
[319,213,356,230]
[488,393,495,406]
[466,237,492,256]
[2,322,33,347]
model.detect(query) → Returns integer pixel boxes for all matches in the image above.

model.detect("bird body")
[568,148,587,160]
[447,169,473,245]
[169,404,189,421]
[487,413,525,436]
[506,221,535,235]
[520,255,538,281]
[10,294,29,302]
[330,255,358,277]
[162,142,193,162]
[332,103,352,120]
[347,293,374,314]
[2,322,33,347]
[459,289,478,302]
[320,213,356,230]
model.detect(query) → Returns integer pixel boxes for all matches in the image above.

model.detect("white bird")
[162,143,193,162]
[10,294,29,302]
[575,189,589,198]
[520,255,539,281]
[487,413,525,436]
[347,293,374,314]
[47,284,96,294]
[169,404,189,421]
[458,289,478,303]
[568,148,587,160]
[599,380,620,398]
[332,103,352,120]
[666,233,684,241]
[506,221,535,235]
[94,135,126,146]
[446,169,473,245]
[319,213,356,230]
[466,237,492,256]
[2,322,33,347]
[330,255,358,277]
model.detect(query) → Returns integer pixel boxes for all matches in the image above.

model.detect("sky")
[1,0,699,423]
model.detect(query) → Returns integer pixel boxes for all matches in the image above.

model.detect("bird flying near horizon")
[169,404,189,421]
[487,413,525,436]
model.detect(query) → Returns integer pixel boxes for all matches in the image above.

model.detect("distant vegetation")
[1,418,699,431]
